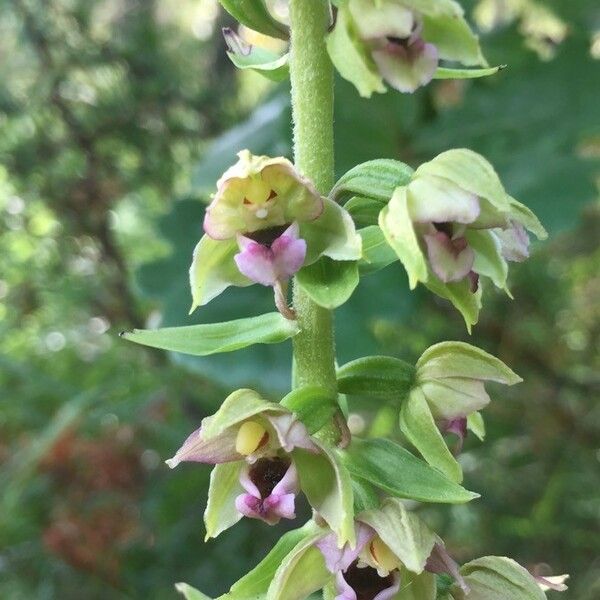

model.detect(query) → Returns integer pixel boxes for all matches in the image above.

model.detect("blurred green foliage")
[0,0,599,599]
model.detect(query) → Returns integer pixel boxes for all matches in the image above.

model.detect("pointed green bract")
[331,159,413,204]
[280,386,338,434]
[466,229,509,291]
[468,411,486,441]
[359,226,399,274]
[424,276,481,332]
[400,389,463,483]
[453,556,547,600]
[175,583,213,600]
[342,438,479,504]
[434,65,504,79]
[121,313,299,357]
[296,257,360,309]
[204,462,244,540]
[359,498,437,573]
[337,355,416,397]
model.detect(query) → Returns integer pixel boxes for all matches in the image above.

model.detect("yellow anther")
[370,537,400,573]
[245,178,272,205]
[235,421,268,456]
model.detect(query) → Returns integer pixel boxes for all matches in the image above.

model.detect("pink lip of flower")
[438,417,469,455]
[234,222,307,287]
[235,459,299,525]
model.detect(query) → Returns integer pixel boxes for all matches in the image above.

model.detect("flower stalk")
[289,0,337,394]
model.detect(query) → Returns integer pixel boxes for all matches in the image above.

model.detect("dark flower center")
[433,222,454,237]
[248,457,290,498]
[344,561,394,600]
[246,225,288,247]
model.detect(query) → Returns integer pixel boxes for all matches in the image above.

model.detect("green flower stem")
[289,0,337,395]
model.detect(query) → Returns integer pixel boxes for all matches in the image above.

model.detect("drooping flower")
[400,341,521,482]
[327,0,487,97]
[190,150,361,316]
[380,149,547,328]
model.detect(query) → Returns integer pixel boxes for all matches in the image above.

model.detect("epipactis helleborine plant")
[121,1,569,599]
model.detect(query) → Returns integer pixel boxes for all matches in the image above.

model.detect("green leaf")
[453,556,547,600]
[359,226,399,275]
[189,235,251,310]
[331,159,413,204]
[342,438,478,504]
[326,6,385,98]
[204,462,244,540]
[267,527,330,600]
[293,443,355,547]
[416,341,522,385]
[218,0,288,40]
[121,312,299,357]
[359,498,437,573]
[226,48,289,82]
[229,522,321,599]
[175,583,213,600]
[337,355,415,398]
[344,196,382,227]
[280,386,338,434]
[302,198,362,264]
[379,187,428,290]
[397,570,436,600]
[434,65,504,80]
[296,257,359,309]
[400,389,462,483]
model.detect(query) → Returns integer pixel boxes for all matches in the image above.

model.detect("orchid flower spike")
[327,0,487,97]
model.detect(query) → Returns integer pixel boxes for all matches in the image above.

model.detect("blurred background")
[0,0,598,598]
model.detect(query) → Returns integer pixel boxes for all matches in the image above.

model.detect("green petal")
[326,6,385,98]
[507,195,548,239]
[379,187,428,289]
[359,497,437,573]
[466,229,509,291]
[434,65,504,79]
[453,556,547,600]
[226,48,289,82]
[397,569,437,600]
[189,235,250,311]
[415,149,511,214]
[467,411,486,441]
[302,197,362,263]
[293,442,356,547]
[424,275,481,332]
[359,226,399,275]
[204,462,244,540]
[400,389,463,483]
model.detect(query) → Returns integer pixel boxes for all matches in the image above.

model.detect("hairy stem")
[289,0,337,394]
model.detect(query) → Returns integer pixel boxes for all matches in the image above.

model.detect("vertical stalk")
[289,0,337,394]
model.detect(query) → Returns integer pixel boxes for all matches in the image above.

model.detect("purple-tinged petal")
[271,461,300,496]
[439,417,468,455]
[534,574,569,592]
[234,237,278,285]
[372,38,438,93]
[238,463,262,498]
[263,492,296,520]
[271,223,307,281]
[495,222,530,262]
[334,570,358,600]
[424,231,475,283]
[165,426,241,468]
[334,562,400,600]
[267,412,319,453]
[349,0,414,41]
[426,543,469,593]
[316,523,375,574]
